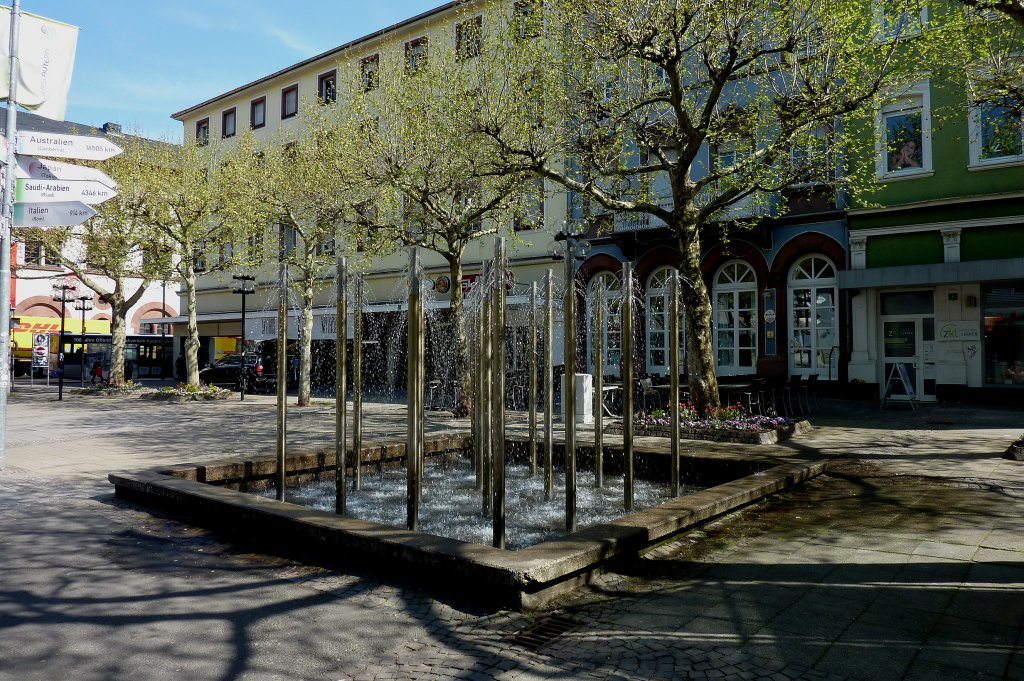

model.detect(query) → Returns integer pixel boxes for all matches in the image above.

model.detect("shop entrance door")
[881,317,937,401]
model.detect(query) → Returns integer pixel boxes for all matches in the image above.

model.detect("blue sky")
[36,1,442,140]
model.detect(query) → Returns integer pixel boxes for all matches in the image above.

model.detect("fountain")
[111,237,825,610]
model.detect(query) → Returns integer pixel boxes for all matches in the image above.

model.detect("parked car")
[198,353,273,393]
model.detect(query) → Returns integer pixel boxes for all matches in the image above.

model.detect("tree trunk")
[447,254,472,417]
[184,269,201,386]
[678,221,720,414]
[298,277,314,407]
[108,304,128,386]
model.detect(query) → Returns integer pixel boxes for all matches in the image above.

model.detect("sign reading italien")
[13,200,96,227]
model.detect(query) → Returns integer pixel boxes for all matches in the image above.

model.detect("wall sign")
[938,321,980,342]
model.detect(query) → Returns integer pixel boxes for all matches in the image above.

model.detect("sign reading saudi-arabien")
[16,178,116,205]
[16,131,122,161]
[13,200,95,227]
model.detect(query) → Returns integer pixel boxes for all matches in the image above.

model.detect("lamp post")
[73,294,93,387]
[160,278,168,378]
[232,274,256,401]
[551,223,590,533]
[51,280,77,401]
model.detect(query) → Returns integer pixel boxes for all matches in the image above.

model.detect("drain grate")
[509,614,579,650]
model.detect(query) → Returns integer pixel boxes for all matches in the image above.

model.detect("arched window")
[713,260,757,376]
[788,255,837,378]
[645,266,685,376]
[586,271,622,378]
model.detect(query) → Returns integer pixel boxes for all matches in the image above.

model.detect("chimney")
[102,122,122,135]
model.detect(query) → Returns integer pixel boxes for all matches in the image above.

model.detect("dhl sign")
[11,316,111,357]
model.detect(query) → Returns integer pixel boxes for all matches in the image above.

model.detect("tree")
[117,136,236,386]
[323,17,538,416]
[19,182,169,386]
[223,127,364,406]
[949,1,1024,116]
[475,0,929,412]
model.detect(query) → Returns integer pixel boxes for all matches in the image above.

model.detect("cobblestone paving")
[2,389,1023,680]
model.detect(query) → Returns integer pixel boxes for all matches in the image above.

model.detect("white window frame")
[713,261,758,377]
[587,271,623,378]
[875,81,933,181]
[967,78,1024,170]
[787,255,838,379]
[645,266,685,376]
[873,0,928,41]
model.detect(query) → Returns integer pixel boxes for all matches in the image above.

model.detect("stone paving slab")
[1,391,1023,679]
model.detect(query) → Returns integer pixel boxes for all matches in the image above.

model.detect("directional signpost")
[16,178,116,204]
[16,131,123,161]
[16,155,116,188]
[13,201,95,227]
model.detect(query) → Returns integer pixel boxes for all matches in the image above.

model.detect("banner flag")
[0,7,79,121]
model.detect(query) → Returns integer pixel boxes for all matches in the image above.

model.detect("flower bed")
[140,383,231,402]
[75,380,151,397]
[605,402,811,445]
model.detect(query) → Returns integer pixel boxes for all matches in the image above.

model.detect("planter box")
[606,419,811,445]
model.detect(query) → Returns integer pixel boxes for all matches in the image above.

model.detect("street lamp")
[73,294,93,387]
[550,222,591,533]
[51,280,77,401]
[232,274,256,401]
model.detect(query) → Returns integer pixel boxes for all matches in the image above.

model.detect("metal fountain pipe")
[492,238,507,549]
[528,281,538,476]
[669,269,681,497]
[473,274,483,491]
[353,272,363,491]
[481,261,492,514]
[564,242,577,533]
[335,256,348,514]
[406,248,424,531]
[543,269,554,500]
[593,278,605,488]
[622,262,635,512]
[276,262,288,502]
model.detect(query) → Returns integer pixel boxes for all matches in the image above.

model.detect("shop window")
[984,285,1024,385]
[713,261,757,376]
[788,255,838,378]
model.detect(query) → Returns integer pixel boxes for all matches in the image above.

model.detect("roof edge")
[170,0,462,121]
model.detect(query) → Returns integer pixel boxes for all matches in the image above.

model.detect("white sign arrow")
[16,156,117,188]
[16,178,116,205]
[16,131,123,161]
[13,201,96,227]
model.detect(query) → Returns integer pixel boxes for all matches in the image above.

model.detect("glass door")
[882,319,919,400]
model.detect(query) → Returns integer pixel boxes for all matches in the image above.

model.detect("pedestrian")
[91,360,104,385]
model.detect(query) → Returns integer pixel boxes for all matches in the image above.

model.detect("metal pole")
[161,280,167,379]
[528,281,538,476]
[0,0,21,469]
[481,261,491,515]
[239,291,247,399]
[543,269,554,500]
[473,273,483,491]
[76,295,91,388]
[353,272,363,492]
[57,291,67,401]
[406,248,423,531]
[669,270,681,497]
[594,278,605,488]
[335,256,347,514]
[276,262,288,502]
[622,263,635,512]
[564,244,577,533]
[492,239,506,549]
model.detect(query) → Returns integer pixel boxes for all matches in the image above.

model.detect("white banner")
[0,8,78,121]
